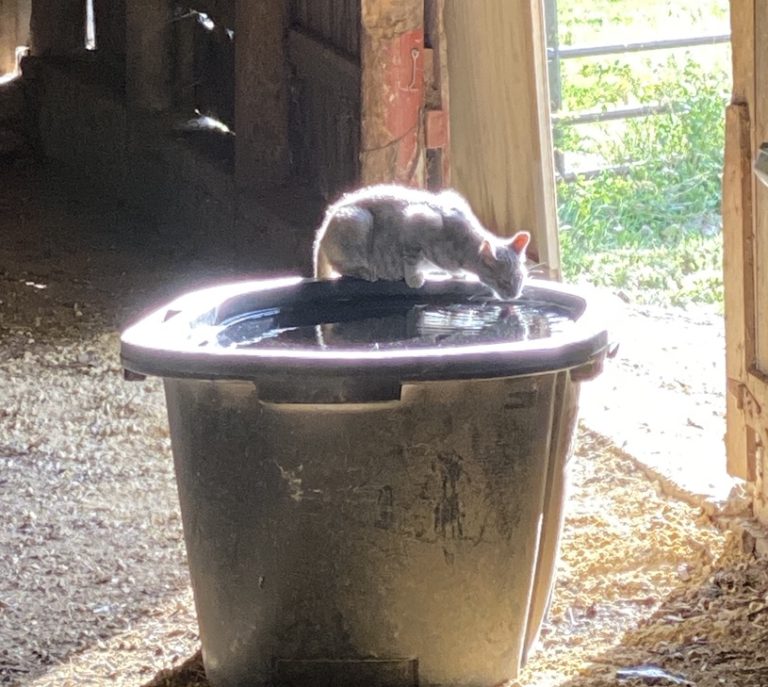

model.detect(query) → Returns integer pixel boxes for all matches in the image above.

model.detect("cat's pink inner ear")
[479,239,496,265]
[509,231,531,255]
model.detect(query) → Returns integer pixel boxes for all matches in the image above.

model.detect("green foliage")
[555,50,730,308]
[564,236,723,309]
[556,0,729,47]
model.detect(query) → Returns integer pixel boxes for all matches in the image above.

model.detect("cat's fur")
[313,185,531,299]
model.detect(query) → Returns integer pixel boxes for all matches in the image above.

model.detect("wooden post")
[544,0,565,177]
[723,102,757,483]
[752,1,768,378]
[93,0,126,58]
[234,1,289,190]
[424,0,450,188]
[17,0,31,54]
[360,0,426,186]
[171,10,195,113]
[0,0,19,72]
[29,0,83,56]
[125,0,173,111]
[723,0,757,483]
[444,0,560,277]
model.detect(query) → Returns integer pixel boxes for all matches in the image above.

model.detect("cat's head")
[476,232,530,300]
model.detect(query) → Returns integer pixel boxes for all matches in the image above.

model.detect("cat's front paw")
[405,272,426,288]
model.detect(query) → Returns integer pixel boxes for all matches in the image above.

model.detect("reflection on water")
[211,299,575,351]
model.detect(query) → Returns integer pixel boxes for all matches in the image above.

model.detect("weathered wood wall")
[287,0,361,197]
[444,0,559,276]
[125,0,173,111]
[93,0,125,58]
[29,0,83,57]
[291,0,360,57]
[235,1,289,189]
[724,0,757,488]
[424,0,450,188]
[721,0,768,531]
[359,0,425,187]
[0,0,31,73]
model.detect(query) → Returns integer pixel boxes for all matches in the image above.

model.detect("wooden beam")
[234,1,289,190]
[29,0,83,56]
[730,0,753,109]
[93,0,126,58]
[360,0,425,186]
[753,2,768,379]
[16,0,31,50]
[444,0,560,277]
[0,0,20,72]
[287,28,360,93]
[424,0,451,188]
[723,102,757,481]
[125,0,173,111]
[723,0,756,482]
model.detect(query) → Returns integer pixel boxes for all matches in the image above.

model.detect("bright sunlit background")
[549,0,731,309]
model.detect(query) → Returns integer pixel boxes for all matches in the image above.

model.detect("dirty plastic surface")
[120,276,614,687]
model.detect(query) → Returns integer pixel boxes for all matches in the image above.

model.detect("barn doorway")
[546,0,731,308]
[516,2,763,683]
[540,0,734,501]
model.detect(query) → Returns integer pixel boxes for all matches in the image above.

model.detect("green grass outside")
[553,0,731,309]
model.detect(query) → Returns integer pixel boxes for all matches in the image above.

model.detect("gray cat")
[313,184,531,300]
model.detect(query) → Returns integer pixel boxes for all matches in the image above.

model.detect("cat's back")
[330,184,441,216]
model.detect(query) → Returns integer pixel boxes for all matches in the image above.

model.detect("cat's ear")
[479,239,497,266]
[508,231,531,256]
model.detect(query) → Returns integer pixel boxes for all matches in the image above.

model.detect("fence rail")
[548,33,730,62]
[544,0,731,179]
[552,102,683,127]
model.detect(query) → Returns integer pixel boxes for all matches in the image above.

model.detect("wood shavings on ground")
[519,431,762,687]
[0,160,764,687]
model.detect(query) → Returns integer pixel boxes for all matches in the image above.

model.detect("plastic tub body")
[121,278,612,687]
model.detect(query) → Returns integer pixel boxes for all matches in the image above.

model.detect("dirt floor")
[0,157,765,687]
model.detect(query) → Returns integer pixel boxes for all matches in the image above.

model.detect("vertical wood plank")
[235,0,289,189]
[172,12,195,111]
[360,0,425,186]
[16,0,31,49]
[347,0,360,58]
[292,0,307,28]
[723,102,757,480]
[29,0,84,56]
[753,1,768,374]
[424,0,450,187]
[723,0,756,482]
[125,0,173,111]
[93,0,125,58]
[444,0,560,277]
[731,0,754,106]
[0,0,20,72]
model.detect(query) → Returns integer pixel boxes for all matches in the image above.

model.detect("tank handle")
[256,376,403,404]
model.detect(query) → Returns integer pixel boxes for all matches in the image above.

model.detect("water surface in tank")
[211,298,576,351]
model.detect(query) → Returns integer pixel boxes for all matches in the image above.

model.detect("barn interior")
[2,1,768,686]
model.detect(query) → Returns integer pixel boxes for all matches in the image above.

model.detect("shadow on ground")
[138,536,766,687]
[0,158,310,685]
